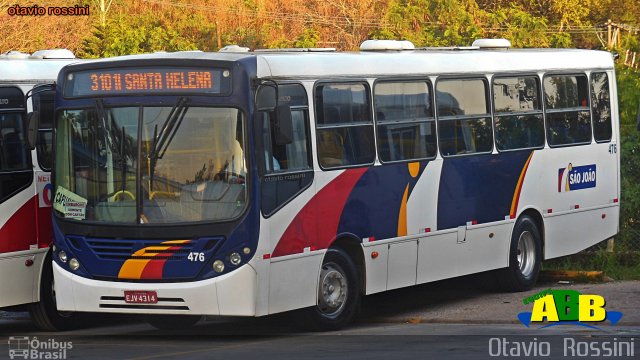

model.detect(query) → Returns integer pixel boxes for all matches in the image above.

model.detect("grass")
[542,250,640,280]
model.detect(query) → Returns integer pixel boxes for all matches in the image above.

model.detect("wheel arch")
[33,248,53,302]
[327,233,366,294]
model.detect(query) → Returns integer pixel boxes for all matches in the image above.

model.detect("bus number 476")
[187,252,205,262]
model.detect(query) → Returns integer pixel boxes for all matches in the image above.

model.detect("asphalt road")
[1,277,639,359]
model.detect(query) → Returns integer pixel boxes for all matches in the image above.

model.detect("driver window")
[260,83,313,216]
[262,84,311,174]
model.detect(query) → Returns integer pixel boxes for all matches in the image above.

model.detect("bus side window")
[315,82,375,168]
[436,78,493,156]
[591,72,612,142]
[1,113,30,170]
[0,111,32,203]
[544,74,592,147]
[374,81,436,162]
[493,76,544,151]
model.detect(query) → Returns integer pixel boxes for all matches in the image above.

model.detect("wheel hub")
[318,263,348,316]
[517,231,536,278]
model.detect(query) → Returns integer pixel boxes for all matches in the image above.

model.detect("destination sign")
[64,67,230,97]
[0,87,25,109]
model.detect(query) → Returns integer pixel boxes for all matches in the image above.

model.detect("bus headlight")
[229,252,242,266]
[213,260,225,273]
[69,258,80,271]
[58,251,68,263]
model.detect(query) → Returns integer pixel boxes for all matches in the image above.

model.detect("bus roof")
[256,48,615,78]
[61,47,615,80]
[0,57,81,83]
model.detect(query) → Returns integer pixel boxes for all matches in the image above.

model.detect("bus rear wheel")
[497,215,542,291]
[29,252,83,331]
[301,248,360,331]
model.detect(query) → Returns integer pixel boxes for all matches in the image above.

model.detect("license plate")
[124,290,158,304]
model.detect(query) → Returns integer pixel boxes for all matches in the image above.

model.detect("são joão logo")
[558,163,597,192]
[518,289,623,330]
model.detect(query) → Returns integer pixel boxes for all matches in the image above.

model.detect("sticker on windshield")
[53,186,88,220]
[63,202,86,219]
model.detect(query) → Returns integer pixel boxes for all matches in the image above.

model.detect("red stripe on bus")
[140,246,182,279]
[0,196,38,254]
[272,168,367,258]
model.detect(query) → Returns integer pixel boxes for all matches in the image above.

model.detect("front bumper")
[53,261,257,316]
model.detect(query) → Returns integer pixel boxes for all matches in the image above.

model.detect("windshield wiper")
[119,126,127,196]
[95,100,130,199]
[148,97,189,187]
[95,99,111,149]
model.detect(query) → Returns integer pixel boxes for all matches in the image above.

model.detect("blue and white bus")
[50,39,619,329]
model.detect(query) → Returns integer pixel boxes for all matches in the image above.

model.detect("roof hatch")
[360,40,415,51]
[471,38,512,49]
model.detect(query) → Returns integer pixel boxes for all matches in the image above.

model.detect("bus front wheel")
[29,252,84,331]
[302,248,361,331]
[497,215,542,291]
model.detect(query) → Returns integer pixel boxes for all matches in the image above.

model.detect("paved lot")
[1,277,639,359]
[359,277,640,325]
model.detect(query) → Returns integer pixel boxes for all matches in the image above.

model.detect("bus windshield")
[54,104,247,224]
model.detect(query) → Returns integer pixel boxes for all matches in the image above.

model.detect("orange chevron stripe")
[117,240,190,280]
[118,246,171,279]
[510,151,534,217]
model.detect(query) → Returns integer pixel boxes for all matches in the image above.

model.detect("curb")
[539,270,607,283]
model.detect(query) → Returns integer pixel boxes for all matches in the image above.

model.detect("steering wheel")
[110,190,135,202]
[224,171,245,184]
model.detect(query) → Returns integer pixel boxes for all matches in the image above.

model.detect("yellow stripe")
[510,152,534,216]
[397,184,410,237]
[408,162,420,178]
[161,240,190,245]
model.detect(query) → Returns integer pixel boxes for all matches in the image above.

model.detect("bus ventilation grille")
[83,238,196,261]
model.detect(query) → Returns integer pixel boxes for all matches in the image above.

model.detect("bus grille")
[81,238,196,261]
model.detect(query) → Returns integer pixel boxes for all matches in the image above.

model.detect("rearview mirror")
[256,85,277,111]
[274,104,293,145]
[26,111,39,150]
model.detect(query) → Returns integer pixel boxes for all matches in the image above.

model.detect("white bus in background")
[50,39,619,330]
[0,49,83,330]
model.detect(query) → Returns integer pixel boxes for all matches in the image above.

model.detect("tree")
[0,0,93,54]
[483,4,550,47]
[377,0,485,47]
[80,5,211,58]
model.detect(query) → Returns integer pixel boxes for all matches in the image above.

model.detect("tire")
[496,215,542,292]
[29,252,84,331]
[300,248,361,331]
[147,315,202,330]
